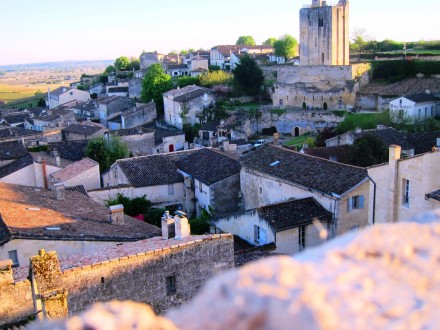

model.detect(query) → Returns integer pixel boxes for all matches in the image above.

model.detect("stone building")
[299,0,349,66]
[240,144,370,236]
[175,148,241,216]
[0,182,160,268]
[368,145,440,224]
[0,223,233,326]
[163,86,215,129]
[48,157,101,191]
[213,197,332,254]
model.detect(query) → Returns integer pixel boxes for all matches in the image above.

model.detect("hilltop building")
[299,0,350,66]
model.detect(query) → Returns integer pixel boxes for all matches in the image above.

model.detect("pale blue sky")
[0,0,438,65]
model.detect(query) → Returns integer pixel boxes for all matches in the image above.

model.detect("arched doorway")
[279,99,284,106]
[338,99,343,109]
[294,127,300,137]
[169,144,174,152]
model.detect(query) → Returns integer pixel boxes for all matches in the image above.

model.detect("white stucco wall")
[390,97,437,121]
[89,183,185,208]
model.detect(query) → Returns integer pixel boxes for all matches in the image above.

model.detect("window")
[418,109,421,118]
[403,179,410,207]
[165,275,176,295]
[254,225,267,244]
[425,108,428,117]
[318,18,324,27]
[398,109,404,119]
[299,226,306,250]
[168,184,174,195]
[8,250,19,267]
[259,187,263,195]
[347,195,364,212]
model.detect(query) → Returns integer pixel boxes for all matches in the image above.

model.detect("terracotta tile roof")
[153,127,184,145]
[257,197,332,231]
[108,86,129,93]
[49,86,72,97]
[427,190,440,201]
[304,145,350,163]
[241,145,368,196]
[65,185,88,196]
[163,85,211,102]
[0,127,41,140]
[48,140,88,161]
[97,95,120,105]
[0,154,33,178]
[0,183,160,246]
[50,158,98,182]
[0,141,28,160]
[29,151,72,168]
[176,148,240,185]
[62,124,104,136]
[12,234,228,281]
[404,93,439,103]
[218,112,248,130]
[116,155,183,187]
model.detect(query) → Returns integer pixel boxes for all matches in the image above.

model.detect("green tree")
[273,34,298,60]
[236,36,256,46]
[99,74,109,84]
[176,75,200,88]
[263,37,277,46]
[346,135,388,167]
[127,57,140,71]
[105,65,116,74]
[232,54,264,96]
[85,136,129,172]
[141,63,173,117]
[199,70,233,87]
[114,56,130,71]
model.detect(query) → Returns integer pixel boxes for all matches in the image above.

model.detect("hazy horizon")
[0,0,438,66]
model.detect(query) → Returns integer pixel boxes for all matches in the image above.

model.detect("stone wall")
[0,234,234,326]
[211,173,241,215]
[262,64,370,110]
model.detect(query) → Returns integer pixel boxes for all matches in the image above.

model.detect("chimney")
[174,211,190,239]
[355,127,362,133]
[55,156,61,167]
[54,183,65,200]
[161,211,175,240]
[376,125,386,130]
[425,89,431,94]
[389,145,401,163]
[137,125,142,134]
[41,160,48,189]
[109,204,125,224]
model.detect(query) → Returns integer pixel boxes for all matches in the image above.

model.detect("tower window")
[319,18,324,27]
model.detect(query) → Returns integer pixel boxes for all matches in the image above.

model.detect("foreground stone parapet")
[29,212,440,330]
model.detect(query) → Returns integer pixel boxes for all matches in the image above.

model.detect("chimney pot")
[54,183,65,200]
[55,156,61,167]
[161,211,175,240]
[109,204,125,224]
[174,211,190,239]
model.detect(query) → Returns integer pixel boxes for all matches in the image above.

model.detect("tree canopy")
[114,56,130,71]
[141,63,173,117]
[105,65,116,74]
[232,54,264,96]
[346,135,388,167]
[236,36,256,46]
[273,34,298,60]
[199,70,233,88]
[127,57,140,71]
[85,136,129,172]
[263,37,277,46]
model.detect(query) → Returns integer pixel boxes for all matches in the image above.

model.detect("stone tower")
[299,0,349,66]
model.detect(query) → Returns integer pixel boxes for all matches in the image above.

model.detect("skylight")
[270,161,280,166]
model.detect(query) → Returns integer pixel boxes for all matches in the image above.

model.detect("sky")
[0,0,438,65]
